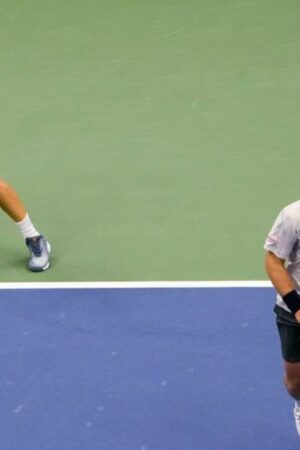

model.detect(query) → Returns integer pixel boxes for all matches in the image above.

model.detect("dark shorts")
[276,321,300,362]
[274,303,300,362]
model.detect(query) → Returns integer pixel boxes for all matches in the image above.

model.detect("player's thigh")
[277,321,300,363]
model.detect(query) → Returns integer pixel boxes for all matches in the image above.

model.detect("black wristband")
[282,290,300,315]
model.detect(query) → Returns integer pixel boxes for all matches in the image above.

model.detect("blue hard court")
[0,288,296,450]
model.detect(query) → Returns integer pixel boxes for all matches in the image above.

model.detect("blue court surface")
[0,287,297,450]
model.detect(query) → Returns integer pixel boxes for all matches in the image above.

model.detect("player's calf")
[0,177,51,271]
[285,372,300,400]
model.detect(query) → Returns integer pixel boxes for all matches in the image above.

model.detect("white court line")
[0,281,272,289]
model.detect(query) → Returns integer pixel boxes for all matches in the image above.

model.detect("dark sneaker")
[25,235,51,272]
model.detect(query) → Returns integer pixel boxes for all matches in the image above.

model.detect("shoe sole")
[29,263,50,272]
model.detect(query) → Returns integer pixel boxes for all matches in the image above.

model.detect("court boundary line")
[0,281,272,289]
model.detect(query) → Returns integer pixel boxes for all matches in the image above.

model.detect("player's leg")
[284,361,300,399]
[0,178,51,271]
[0,178,27,222]
[285,361,300,437]
[277,321,300,436]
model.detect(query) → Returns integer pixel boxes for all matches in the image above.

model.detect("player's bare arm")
[265,251,300,323]
[265,251,295,295]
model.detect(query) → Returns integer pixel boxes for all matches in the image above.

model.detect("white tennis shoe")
[293,403,300,437]
[25,235,51,272]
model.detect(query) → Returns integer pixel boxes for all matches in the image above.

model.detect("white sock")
[16,213,39,239]
[296,400,300,409]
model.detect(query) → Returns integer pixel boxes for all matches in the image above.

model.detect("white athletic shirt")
[264,200,300,312]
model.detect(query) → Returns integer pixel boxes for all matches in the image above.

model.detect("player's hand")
[295,310,300,323]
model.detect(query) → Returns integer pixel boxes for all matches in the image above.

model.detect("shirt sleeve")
[264,208,298,260]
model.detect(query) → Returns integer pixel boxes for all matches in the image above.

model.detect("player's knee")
[285,374,300,399]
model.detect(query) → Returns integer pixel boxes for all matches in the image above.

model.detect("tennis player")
[264,200,300,436]
[0,178,50,271]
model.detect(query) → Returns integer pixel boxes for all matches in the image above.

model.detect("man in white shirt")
[0,178,51,271]
[265,200,300,436]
